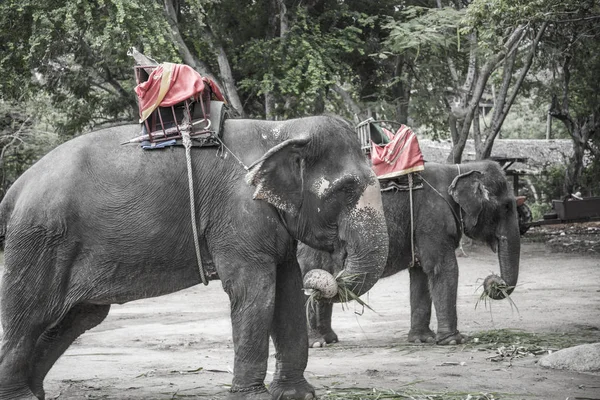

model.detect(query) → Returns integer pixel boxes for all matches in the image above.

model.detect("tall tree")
[382,0,550,163]
[538,1,600,195]
[0,0,180,134]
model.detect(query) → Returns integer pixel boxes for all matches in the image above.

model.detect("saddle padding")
[210,101,230,139]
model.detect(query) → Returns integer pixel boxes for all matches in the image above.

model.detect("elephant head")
[448,162,520,299]
[245,116,388,299]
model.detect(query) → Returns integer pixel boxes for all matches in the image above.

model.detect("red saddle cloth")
[134,62,225,123]
[371,124,425,179]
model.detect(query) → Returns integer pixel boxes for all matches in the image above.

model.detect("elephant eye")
[323,176,361,207]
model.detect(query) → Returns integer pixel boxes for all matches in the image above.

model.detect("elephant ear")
[245,136,311,216]
[448,170,490,232]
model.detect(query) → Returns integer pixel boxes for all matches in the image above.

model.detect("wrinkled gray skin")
[0,116,388,400]
[298,160,520,347]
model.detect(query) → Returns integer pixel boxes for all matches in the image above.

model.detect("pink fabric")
[371,125,424,179]
[135,63,225,122]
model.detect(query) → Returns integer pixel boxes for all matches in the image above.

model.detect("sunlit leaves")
[0,0,179,134]
[238,6,364,118]
[382,6,464,59]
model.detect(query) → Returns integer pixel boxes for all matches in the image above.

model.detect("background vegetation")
[0,0,599,205]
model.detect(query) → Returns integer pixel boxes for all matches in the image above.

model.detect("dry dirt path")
[1,239,599,400]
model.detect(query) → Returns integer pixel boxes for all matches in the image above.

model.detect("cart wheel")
[517,203,532,235]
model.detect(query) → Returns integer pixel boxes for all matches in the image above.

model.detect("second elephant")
[298,160,520,346]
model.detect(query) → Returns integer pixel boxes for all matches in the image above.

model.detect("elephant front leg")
[407,266,435,344]
[424,253,468,345]
[269,259,316,400]
[222,267,275,400]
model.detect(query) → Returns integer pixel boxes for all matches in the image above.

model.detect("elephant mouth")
[489,237,499,253]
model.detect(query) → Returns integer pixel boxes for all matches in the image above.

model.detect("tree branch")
[331,84,364,119]
[162,1,220,84]
[482,21,548,156]
[202,25,245,116]
[461,32,478,96]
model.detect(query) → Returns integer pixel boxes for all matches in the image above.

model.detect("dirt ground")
[1,226,600,400]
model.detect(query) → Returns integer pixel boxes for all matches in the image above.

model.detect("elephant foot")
[31,389,44,400]
[407,328,435,344]
[436,330,469,345]
[269,378,316,400]
[308,329,338,348]
[227,384,271,400]
[0,385,39,400]
[29,381,45,400]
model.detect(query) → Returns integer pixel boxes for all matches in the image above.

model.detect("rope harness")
[408,173,416,267]
[417,167,465,236]
[418,171,464,237]
[182,130,208,285]
[181,130,249,286]
[387,166,465,269]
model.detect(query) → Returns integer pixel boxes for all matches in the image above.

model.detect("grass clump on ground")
[471,328,599,350]
[469,328,600,363]
[319,387,506,400]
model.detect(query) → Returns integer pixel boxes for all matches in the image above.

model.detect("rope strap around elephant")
[418,173,464,236]
[182,130,209,286]
[408,173,416,268]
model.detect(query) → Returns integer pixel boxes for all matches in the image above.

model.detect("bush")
[531,164,567,203]
[580,156,600,197]
[528,201,552,221]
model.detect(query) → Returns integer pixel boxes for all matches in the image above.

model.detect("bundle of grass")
[303,269,374,315]
[475,274,518,312]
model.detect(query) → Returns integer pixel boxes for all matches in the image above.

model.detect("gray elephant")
[298,160,520,346]
[0,116,388,400]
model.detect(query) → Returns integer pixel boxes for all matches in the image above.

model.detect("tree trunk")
[162,0,245,116]
[393,56,410,124]
[473,107,485,159]
[564,131,585,195]
[331,84,365,121]
[203,26,246,117]
[446,25,527,164]
[480,22,548,159]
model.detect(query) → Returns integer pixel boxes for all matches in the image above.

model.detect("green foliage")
[0,100,63,198]
[494,97,568,139]
[534,165,567,203]
[382,6,464,59]
[378,4,467,136]
[0,0,180,135]
[528,201,552,221]
[0,0,598,193]
[237,6,364,118]
[580,154,600,197]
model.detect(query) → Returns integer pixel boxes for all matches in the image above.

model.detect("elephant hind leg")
[407,266,435,344]
[308,301,338,348]
[28,303,111,400]
[0,306,59,399]
[0,266,70,398]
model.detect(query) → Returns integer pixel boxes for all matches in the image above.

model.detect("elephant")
[298,160,520,347]
[0,115,389,400]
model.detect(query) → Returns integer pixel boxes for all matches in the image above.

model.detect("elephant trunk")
[484,217,520,300]
[334,182,388,300]
[302,181,388,301]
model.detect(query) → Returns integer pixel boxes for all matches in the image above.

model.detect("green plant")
[527,201,552,221]
[530,165,567,202]
[320,387,504,399]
